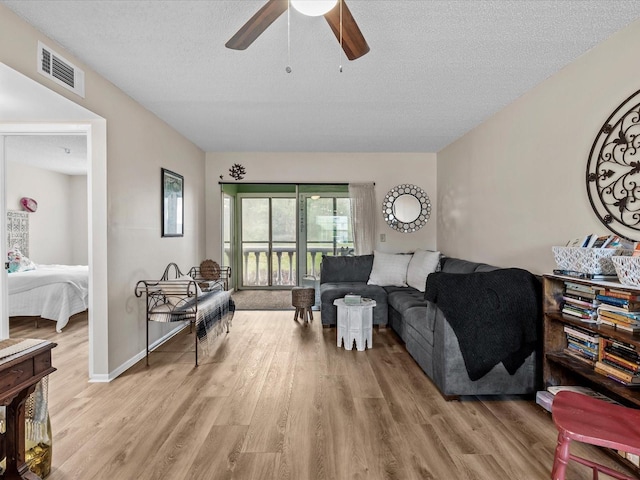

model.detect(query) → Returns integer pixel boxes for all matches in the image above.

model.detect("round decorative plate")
[20,197,37,213]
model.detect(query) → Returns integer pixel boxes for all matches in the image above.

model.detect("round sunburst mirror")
[382,184,431,233]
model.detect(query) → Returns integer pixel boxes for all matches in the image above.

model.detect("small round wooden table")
[292,287,314,323]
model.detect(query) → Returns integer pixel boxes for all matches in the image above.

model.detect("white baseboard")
[88,322,189,383]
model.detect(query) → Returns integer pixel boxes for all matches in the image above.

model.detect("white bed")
[8,264,89,332]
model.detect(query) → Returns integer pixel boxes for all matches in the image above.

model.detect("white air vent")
[37,41,85,98]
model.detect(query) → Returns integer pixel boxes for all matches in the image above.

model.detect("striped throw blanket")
[149,290,235,353]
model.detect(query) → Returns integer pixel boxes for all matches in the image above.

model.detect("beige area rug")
[231,290,296,310]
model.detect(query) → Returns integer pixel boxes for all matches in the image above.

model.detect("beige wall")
[0,4,206,375]
[437,19,640,275]
[70,175,88,265]
[205,152,438,264]
[6,160,87,264]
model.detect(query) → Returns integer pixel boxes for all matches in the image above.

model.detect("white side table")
[333,298,376,351]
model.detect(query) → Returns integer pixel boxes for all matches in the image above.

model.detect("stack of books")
[595,337,640,386]
[563,324,599,366]
[561,281,599,322]
[596,289,640,333]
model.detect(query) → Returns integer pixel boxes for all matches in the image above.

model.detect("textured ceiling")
[3,1,640,153]
[5,135,87,176]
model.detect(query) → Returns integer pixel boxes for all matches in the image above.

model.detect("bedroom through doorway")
[5,134,89,334]
[0,62,109,380]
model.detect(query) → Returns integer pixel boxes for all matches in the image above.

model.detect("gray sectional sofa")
[319,254,541,399]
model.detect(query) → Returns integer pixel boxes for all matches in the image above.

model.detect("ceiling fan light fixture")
[290,0,338,17]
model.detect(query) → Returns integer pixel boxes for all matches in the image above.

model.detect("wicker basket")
[200,259,221,280]
[611,256,640,286]
[551,246,631,275]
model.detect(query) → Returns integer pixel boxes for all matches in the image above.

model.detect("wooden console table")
[0,340,56,480]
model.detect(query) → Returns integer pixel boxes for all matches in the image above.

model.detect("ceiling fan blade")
[324,0,370,60]
[226,0,288,50]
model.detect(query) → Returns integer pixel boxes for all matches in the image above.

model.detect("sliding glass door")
[299,194,353,280]
[222,193,235,290]
[239,195,296,288]
[232,186,353,292]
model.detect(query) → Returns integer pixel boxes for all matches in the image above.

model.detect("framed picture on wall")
[162,168,184,237]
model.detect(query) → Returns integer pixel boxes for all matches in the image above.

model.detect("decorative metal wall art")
[382,184,431,233]
[229,164,246,180]
[587,89,640,240]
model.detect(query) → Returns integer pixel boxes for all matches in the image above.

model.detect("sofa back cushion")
[320,254,374,284]
[441,257,498,274]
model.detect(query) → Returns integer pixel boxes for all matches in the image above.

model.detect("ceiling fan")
[225,0,370,61]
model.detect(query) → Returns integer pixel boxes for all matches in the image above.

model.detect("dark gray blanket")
[425,268,540,381]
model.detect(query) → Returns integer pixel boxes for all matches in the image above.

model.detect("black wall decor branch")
[587,89,640,241]
[229,163,246,180]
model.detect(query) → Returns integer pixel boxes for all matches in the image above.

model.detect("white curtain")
[349,183,376,255]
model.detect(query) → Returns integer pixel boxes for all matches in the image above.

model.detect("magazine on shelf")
[546,385,619,404]
[563,234,629,249]
[554,270,618,281]
[536,390,553,412]
[566,235,592,248]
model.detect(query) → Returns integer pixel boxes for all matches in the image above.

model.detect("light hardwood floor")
[10,311,637,480]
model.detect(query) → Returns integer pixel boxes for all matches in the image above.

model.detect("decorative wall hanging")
[20,197,38,213]
[162,168,184,237]
[382,184,431,233]
[7,211,29,256]
[587,89,640,240]
[229,164,246,181]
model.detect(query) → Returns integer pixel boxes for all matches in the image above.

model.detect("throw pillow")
[367,250,412,287]
[7,246,36,273]
[406,249,441,292]
[161,276,202,306]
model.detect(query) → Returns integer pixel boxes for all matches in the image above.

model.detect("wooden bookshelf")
[543,274,640,474]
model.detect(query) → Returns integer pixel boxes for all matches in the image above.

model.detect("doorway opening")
[0,62,108,380]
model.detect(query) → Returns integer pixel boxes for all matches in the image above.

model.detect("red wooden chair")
[551,390,640,480]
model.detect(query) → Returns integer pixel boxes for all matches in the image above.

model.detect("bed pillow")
[161,276,202,306]
[406,249,441,292]
[367,250,412,287]
[7,246,36,273]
